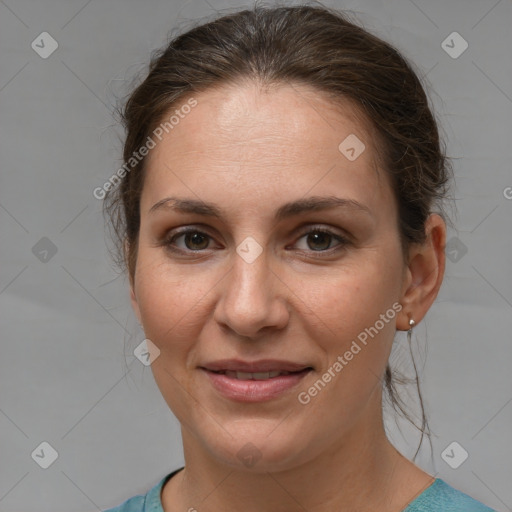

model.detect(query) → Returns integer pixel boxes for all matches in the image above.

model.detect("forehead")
[141,81,394,218]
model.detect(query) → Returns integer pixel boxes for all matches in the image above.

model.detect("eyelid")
[294,223,351,241]
[297,223,350,238]
[161,224,351,259]
[162,224,218,239]
[162,226,220,253]
[290,225,350,254]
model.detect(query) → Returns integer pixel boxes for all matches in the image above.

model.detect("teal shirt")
[103,468,496,512]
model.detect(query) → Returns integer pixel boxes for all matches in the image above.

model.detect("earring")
[407,318,415,344]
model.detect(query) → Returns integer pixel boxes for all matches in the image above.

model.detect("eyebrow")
[148,195,372,221]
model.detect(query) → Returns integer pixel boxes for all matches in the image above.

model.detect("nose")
[213,246,290,339]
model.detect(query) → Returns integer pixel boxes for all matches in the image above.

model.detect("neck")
[163,398,432,512]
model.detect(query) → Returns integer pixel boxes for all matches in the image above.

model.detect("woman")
[103,4,495,511]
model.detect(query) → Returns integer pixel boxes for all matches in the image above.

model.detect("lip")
[200,361,313,403]
[200,359,312,373]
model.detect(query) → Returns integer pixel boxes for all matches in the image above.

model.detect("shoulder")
[102,469,182,512]
[103,493,146,512]
[405,478,496,512]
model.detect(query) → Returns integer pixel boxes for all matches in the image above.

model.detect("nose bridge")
[230,238,273,307]
[215,235,288,337]
[231,229,270,300]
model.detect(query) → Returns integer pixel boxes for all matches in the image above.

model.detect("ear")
[130,278,142,326]
[125,239,142,325]
[397,213,446,331]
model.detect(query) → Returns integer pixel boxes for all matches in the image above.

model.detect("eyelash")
[161,225,350,258]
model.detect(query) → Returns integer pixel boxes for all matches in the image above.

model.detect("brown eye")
[306,231,333,251]
[182,232,210,250]
[294,228,348,253]
[164,229,213,253]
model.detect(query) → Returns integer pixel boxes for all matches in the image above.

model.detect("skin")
[129,81,446,512]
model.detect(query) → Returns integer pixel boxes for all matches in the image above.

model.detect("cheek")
[134,262,208,414]
[134,258,209,350]
[297,250,402,398]
[296,268,401,421]
[304,255,402,337]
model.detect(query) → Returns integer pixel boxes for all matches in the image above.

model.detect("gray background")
[1,0,511,511]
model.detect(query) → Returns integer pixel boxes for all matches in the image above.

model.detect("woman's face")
[131,82,409,471]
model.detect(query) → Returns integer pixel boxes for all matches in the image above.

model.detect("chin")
[204,424,313,474]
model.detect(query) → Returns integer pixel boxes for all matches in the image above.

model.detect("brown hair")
[105,2,452,460]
